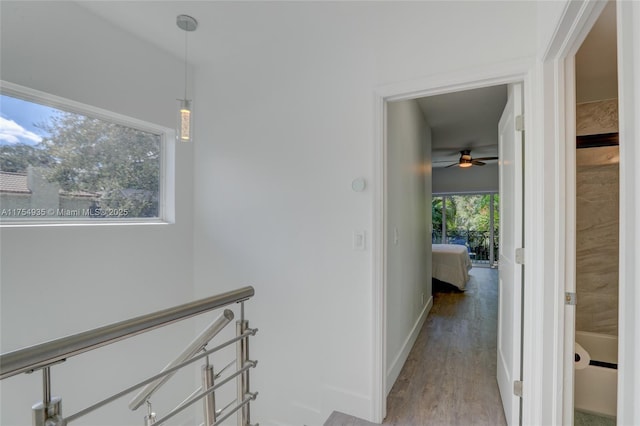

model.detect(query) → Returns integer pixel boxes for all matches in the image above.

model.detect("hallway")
[326,267,506,425]
[385,267,505,424]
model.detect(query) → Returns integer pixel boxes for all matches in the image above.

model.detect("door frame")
[558,7,606,423]
[615,2,640,423]
[371,59,534,422]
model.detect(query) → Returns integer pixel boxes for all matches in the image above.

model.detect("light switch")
[353,231,366,250]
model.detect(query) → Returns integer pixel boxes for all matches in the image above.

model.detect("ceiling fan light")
[459,157,473,168]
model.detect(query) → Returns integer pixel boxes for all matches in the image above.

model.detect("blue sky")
[0,94,58,146]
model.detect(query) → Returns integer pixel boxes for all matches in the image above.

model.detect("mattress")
[432,244,472,290]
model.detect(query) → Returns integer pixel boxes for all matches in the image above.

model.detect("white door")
[497,82,524,426]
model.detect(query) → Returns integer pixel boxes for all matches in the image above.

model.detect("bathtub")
[574,331,618,418]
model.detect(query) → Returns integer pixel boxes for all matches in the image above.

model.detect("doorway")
[373,73,530,423]
[565,1,619,424]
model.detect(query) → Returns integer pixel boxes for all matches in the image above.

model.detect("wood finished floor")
[325,268,506,426]
[384,267,506,425]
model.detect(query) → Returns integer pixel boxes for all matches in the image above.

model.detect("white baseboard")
[385,295,433,395]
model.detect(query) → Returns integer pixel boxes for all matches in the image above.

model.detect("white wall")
[191,2,536,423]
[433,164,499,194]
[537,0,572,59]
[0,3,195,425]
[385,99,432,394]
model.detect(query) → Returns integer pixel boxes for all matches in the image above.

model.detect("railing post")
[202,360,216,425]
[32,367,64,426]
[144,401,156,426]
[489,193,496,266]
[236,303,250,426]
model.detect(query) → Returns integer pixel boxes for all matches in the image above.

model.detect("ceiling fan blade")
[432,148,465,156]
[473,156,499,161]
[471,160,486,166]
[445,162,459,168]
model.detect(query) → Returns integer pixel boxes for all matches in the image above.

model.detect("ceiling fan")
[445,149,498,168]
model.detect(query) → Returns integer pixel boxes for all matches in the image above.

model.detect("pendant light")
[176,15,198,142]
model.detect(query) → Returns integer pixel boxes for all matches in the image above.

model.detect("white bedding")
[432,244,472,290]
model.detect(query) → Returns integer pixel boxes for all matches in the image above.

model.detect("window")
[432,193,500,266]
[0,82,174,225]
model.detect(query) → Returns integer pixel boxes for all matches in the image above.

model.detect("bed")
[432,244,472,290]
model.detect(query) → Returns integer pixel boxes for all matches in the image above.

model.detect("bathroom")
[573,1,619,424]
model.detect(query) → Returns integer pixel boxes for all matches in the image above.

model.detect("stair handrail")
[0,286,254,380]
[128,308,235,410]
[62,328,257,424]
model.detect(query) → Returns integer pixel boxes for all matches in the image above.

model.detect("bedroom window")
[0,82,174,225]
[432,193,499,267]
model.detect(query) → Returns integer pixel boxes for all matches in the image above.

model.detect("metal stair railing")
[0,286,259,426]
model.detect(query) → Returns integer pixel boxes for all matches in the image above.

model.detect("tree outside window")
[0,92,163,222]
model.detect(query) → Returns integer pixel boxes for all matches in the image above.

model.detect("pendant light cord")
[184,28,188,101]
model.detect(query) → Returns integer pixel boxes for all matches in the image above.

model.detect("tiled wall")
[575,99,619,335]
[576,98,618,136]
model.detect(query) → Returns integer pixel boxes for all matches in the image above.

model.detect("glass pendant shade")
[178,99,192,142]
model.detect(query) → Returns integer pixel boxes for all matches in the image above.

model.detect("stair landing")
[324,411,379,426]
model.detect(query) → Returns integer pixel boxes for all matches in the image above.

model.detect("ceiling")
[76,1,616,169]
[78,1,509,169]
[575,0,617,103]
[76,2,241,66]
[417,85,507,168]
[423,0,616,169]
